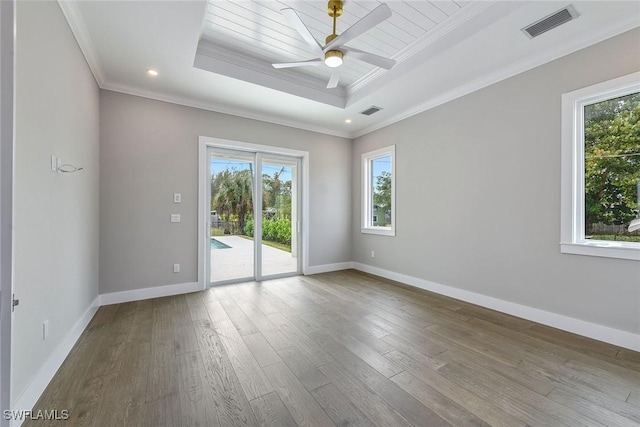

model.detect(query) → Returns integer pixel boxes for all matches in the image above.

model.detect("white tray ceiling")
[64,1,640,138]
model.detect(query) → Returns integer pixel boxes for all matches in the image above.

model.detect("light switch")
[170,214,181,223]
[174,193,182,203]
[51,155,57,172]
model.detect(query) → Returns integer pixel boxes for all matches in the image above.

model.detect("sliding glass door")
[259,155,299,278]
[207,148,301,285]
[209,149,256,283]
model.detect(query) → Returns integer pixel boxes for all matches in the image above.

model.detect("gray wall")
[99,91,351,294]
[13,1,100,403]
[352,28,640,334]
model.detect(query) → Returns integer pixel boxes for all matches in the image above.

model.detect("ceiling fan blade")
[324,3,392,52]
[281,8,324,57]
[272,59,324,69]
[327,70,340,89]
[342,47,396,70]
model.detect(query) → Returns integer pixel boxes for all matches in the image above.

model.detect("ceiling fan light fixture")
[324,50,343,68]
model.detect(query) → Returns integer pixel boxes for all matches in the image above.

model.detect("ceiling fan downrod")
[325,0,344,67]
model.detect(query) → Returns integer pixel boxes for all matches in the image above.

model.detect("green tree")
[262,167,292,219]
[373,171,391,211]
[212,169,253,234]
[584,92,640,231]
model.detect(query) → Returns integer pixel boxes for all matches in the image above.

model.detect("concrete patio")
[210,235,298,282]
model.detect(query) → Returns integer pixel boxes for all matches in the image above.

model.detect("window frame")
[361,145,396,236]
[560,71,640,261]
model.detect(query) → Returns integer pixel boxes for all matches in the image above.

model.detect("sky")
[211,158,293,182]
[372,155,391,178]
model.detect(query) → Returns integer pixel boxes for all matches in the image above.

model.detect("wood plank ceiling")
[201,0,468,87]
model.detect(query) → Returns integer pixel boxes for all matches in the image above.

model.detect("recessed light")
[345,119,352,124]
[146,69,159,77]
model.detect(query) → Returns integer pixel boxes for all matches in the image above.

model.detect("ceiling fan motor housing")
[324,50,343,68]
[327,0,343,17]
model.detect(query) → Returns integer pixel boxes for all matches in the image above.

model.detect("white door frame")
[198,136,310,289]
[0,0,14,423]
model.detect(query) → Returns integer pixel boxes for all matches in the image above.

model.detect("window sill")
[361,227,395,237]
[560,241,640,261]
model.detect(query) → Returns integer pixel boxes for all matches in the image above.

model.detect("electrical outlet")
[173,263,180,273]
[371,251,375,258]
[174,193,182,203]
[43,320,49,340]
[170,214,181,223]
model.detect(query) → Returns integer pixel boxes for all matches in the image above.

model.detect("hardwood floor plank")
[276,346,331,392]
[173,323,200,355]
[242,332,281,367]
[262,361,335,427]
[434,347,555,396]
[310,383,375,427]
[110,341,151,426]
[27,271,640,427]
[382,331,446,358]
[467,316,640,392]
[145,342,177,402]
[427,323,522,367]
[312,333,450,426]
[627,391,640,407]
[266,312,334,366]
[176,351,209,427]
[321,330,403,378]
[318,361,413,427]
[297,308,394,353]
[546,386,638,426]
[551,382,640,424]
[250,392,297,427]
[213,318,274,400]
[185,291,211,322]
[390,371,490,426]
[232,297,292,351]
[437,360,599,426]
[528,324,621,357]
[145,391,181,427]
[126,299,154,343]
[214,287,260,336]
[68,373,118,426]
[385,349,525,427]
[193,318,257,426]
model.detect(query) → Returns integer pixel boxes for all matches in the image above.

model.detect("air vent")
[360,106,383,116]
[522,5,578,39]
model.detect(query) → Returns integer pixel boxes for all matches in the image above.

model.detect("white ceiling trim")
[346,0,496,96]
[58,0,640,142]
[353,14,640,139]
[100,81,352,139]
[57,0,105,86]
[194,40,346,107]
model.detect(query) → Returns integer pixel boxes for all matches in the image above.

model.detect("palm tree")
[213,169,254,234]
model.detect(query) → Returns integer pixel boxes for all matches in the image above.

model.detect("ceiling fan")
[272,0,397,89]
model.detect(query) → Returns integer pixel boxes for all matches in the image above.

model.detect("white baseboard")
[10,296,100,427]
[99,281,203,305]
[305,262,354,275]
[352,262,640,352]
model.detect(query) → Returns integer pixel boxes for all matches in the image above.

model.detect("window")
[561,72,640,260]
[362,145,395,236]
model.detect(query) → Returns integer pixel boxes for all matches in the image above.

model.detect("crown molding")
[346,0,497,97]
[101,81,353,139]
[57,0,105,86]
[195,40,346,108]
[352,16,640,139]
